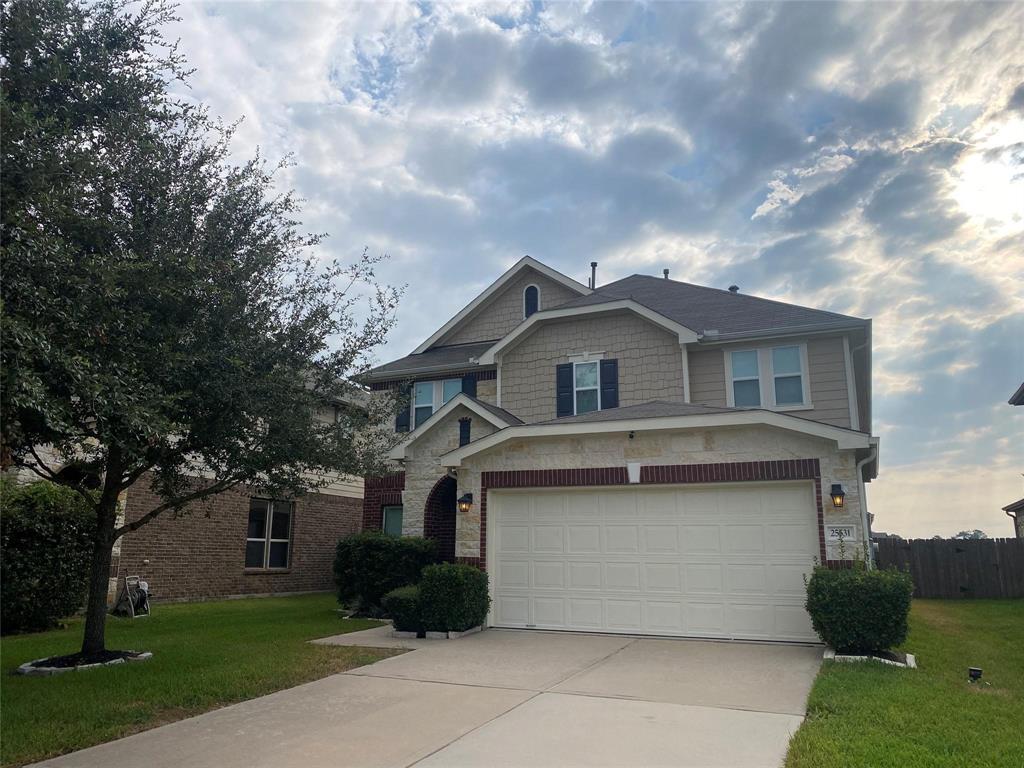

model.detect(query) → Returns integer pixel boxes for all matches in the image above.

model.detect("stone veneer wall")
[115,475,363,601]
[500,312,685,423]
[401,404,499,536]
[452,424,865,565]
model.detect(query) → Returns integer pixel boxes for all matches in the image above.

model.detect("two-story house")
[363,256,878,643]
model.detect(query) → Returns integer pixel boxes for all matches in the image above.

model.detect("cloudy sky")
[169,1,1023,538]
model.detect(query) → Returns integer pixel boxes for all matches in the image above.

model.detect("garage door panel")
[532,526,564,552]
[605,525,640,553]
[491,483,819,642]
[567,525,601,553]
[644,563,681,592]
[499,526,530,552]
[567,561,603,589]
[605,562,642,590]
[532,561,565,589]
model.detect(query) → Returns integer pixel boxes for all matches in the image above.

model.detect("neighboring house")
[362,256,878,643]
[1004,383,1023,538]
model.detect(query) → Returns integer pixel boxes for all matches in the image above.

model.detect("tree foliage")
[1,0,402,652]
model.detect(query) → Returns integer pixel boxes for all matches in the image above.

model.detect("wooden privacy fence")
[875,538,1024,599]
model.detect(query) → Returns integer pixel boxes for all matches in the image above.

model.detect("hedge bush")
[382,586,422,633]
[805,566,914,653]
[418,563,490,633]
[333,531,438,613]
[1,479,96,634]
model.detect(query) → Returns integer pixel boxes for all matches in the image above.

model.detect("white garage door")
[489,483,820,642]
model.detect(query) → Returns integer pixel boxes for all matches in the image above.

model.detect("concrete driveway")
[35,627,821,768]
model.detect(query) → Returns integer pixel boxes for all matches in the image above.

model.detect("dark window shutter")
[556,363,574,417]
[461,373,477,398]
[524,285,539,317]
[394,384,411,432]
[459,417,471,447]
[600,359,619,410]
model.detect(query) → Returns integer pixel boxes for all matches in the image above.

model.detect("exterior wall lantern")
[830,484,846,508]
[457,493,474,514]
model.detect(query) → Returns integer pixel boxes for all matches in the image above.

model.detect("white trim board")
[440,409,872,466]
[388,393,516,460]
[478,299,701,365]
[411,256,590,354]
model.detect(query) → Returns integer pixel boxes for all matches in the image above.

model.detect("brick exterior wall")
[362,472,406,530]
[115,476,362,602]
[438,269,583,346]
[500,312,685,423]
[475,459,832,572]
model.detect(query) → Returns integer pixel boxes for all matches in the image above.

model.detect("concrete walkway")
[34,628,821,768]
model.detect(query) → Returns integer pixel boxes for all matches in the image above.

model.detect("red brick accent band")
[362,472,405,530]
[478,459,829,571]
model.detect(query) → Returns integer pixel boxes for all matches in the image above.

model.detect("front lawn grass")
[786,599,1024,768]
[1,593,395,767]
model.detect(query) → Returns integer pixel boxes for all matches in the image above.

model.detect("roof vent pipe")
[663,269,670,279]
[728,285,739,293]
[590,261,598,289]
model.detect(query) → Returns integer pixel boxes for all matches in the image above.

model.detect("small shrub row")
[805,565,913,653]
[382,564,490,634]
[333,531,438,613]
[1,479,96,634]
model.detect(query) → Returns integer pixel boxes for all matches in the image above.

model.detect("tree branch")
[113,477,243,538]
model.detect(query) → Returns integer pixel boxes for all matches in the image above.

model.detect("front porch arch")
[423,475,457,562]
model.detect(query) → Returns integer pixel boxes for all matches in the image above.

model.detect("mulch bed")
[26,650,147,669]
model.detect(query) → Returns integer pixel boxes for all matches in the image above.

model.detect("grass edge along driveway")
[786,598,1024,768]
[1,593,395,767]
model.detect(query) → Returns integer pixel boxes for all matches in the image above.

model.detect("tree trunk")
[80,498,118,655]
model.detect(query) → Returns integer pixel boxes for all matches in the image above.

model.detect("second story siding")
[687,335,854,429]
[437,268,583,347]
[500,312,685,423]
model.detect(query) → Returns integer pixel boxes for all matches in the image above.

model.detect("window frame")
[723,343,812,411]
[410,378,464,429]
[382,505,403,537]
[245,498,294,570]
[523,284,540,318]
[572,360,601,415]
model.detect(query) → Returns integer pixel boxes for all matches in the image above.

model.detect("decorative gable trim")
[477,299,701,365]
[388,393,517,461]
[411,256,591,354]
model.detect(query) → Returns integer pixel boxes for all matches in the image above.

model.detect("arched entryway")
[423,475,457,562]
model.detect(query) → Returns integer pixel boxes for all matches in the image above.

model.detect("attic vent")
[728,285,739,293]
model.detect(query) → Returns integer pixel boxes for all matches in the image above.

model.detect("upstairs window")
[729,350,761,407]
[726,345,810,409]
[411,378,465,429]
[246,499,293,569]
[574,361,600,414]
[523,285,540,318]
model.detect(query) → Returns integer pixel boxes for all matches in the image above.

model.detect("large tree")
[1,0,401,655]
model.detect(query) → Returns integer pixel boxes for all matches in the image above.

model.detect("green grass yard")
[0,593,395,767]
[786,599,1024,768]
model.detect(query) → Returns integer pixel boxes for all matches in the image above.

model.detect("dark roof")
[536,400,741,424]
[554,274,866,338]
[1010,382,1024,406]
[364,341,495,380]
[466,395,524,425]
[1003,498,1024,514]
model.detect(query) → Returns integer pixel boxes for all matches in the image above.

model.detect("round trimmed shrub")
[418,563,490,633]
[1,479,96,634]
[333,531,438,613]
[382,585,422,633]
[805,566,914,653]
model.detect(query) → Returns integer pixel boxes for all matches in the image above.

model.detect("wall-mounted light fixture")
[457,493,474,513]
[830,484,846,508]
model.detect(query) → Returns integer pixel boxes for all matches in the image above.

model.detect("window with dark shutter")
[556,363,574,417]
[461,373,477,398]
[600,358,619,410]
